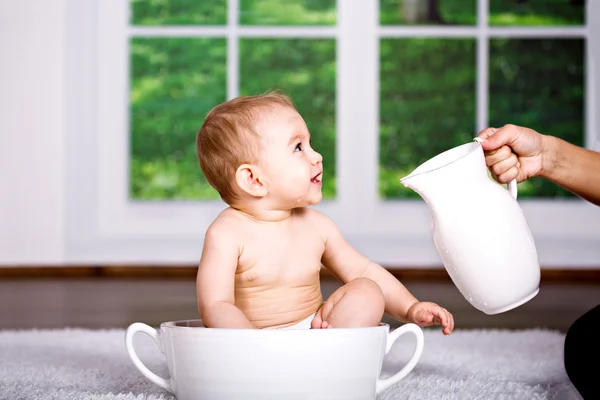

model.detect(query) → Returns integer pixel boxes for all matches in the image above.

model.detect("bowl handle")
[375,323,424,394]
[125,322,173,393]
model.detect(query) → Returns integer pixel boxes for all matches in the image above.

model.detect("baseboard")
[0,265,599,283]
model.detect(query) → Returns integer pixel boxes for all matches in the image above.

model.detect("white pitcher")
[400,140,540,315]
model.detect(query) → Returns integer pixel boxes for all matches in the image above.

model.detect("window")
[378,0,586,199]
[66,0,600,265]
[129,0,337,200]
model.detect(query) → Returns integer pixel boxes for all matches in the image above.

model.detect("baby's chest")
[237,231,324,285]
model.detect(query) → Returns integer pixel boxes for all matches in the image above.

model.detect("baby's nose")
[311,151,323,164]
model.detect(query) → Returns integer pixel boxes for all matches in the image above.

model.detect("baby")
[195,91,454,334]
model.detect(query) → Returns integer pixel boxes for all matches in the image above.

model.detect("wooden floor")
[2,275,599,332]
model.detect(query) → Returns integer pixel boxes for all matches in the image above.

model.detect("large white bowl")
[126,319,424,400]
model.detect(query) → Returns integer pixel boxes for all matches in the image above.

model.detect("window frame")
[64,0,600,266]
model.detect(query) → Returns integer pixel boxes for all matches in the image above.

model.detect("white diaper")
[279,313,316,330]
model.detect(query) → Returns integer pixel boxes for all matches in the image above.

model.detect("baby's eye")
[295,143,303,152]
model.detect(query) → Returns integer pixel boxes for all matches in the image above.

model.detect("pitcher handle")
[125,322,173,393]
[474,137,518,199]
[375,323,424,394]
[507,179,518,199]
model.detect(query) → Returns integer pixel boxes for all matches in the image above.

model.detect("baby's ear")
[235,164,267,198]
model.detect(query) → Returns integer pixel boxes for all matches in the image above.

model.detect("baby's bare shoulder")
[293,207,338,233]
[205,208,244,241]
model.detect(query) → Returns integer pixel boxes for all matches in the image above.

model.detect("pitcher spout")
[400,172,431,199]
[400,161,441,197]
[399,173,417,191]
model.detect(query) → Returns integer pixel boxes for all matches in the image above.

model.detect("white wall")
[0,0,66,264]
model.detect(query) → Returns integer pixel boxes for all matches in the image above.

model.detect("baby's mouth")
[311,172,322,183]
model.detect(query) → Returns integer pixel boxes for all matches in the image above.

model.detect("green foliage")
[380,38,477,198]
[379,37,584,199]
[489,38,584,198]
[380,0,584,26]
[240,39,337,198]
[130,37,335,200]
[130,0,336,26]
[131,157,221,199]
[131,0,227,25]
[130,38,226,200]
[240,0,336,25]
[489,0,585,26]
[380,0,477,25]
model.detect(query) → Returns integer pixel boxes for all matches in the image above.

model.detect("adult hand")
[477,124,550,184]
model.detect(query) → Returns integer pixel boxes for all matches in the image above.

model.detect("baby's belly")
[235,282,323,329]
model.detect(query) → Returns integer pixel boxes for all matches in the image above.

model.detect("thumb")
[477,126,515,152]
[418,310,433,322]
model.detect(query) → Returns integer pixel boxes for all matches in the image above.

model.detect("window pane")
[240,0,336,25]
[380,0,477,25]
[240,39,336,198]
[379,39,476,199]
[130,38,226,200]
[130,0,227,25]
[489,39,584,198]
[489,0,585,26]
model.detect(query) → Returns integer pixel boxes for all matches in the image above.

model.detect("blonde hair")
[196,91,295,204]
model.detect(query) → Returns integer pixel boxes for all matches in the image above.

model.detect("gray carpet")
[0,327,582,400]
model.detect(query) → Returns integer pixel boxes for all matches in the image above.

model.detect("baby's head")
[196,91,323,209]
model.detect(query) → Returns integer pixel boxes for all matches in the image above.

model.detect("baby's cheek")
[290,168,311,185]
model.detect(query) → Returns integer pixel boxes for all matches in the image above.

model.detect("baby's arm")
[312,211,418,323]
[196,220,256,329]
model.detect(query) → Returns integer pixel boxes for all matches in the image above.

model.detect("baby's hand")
[406,301,454,335]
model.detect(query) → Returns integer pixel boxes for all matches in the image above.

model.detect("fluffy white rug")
[0,327,581,400]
